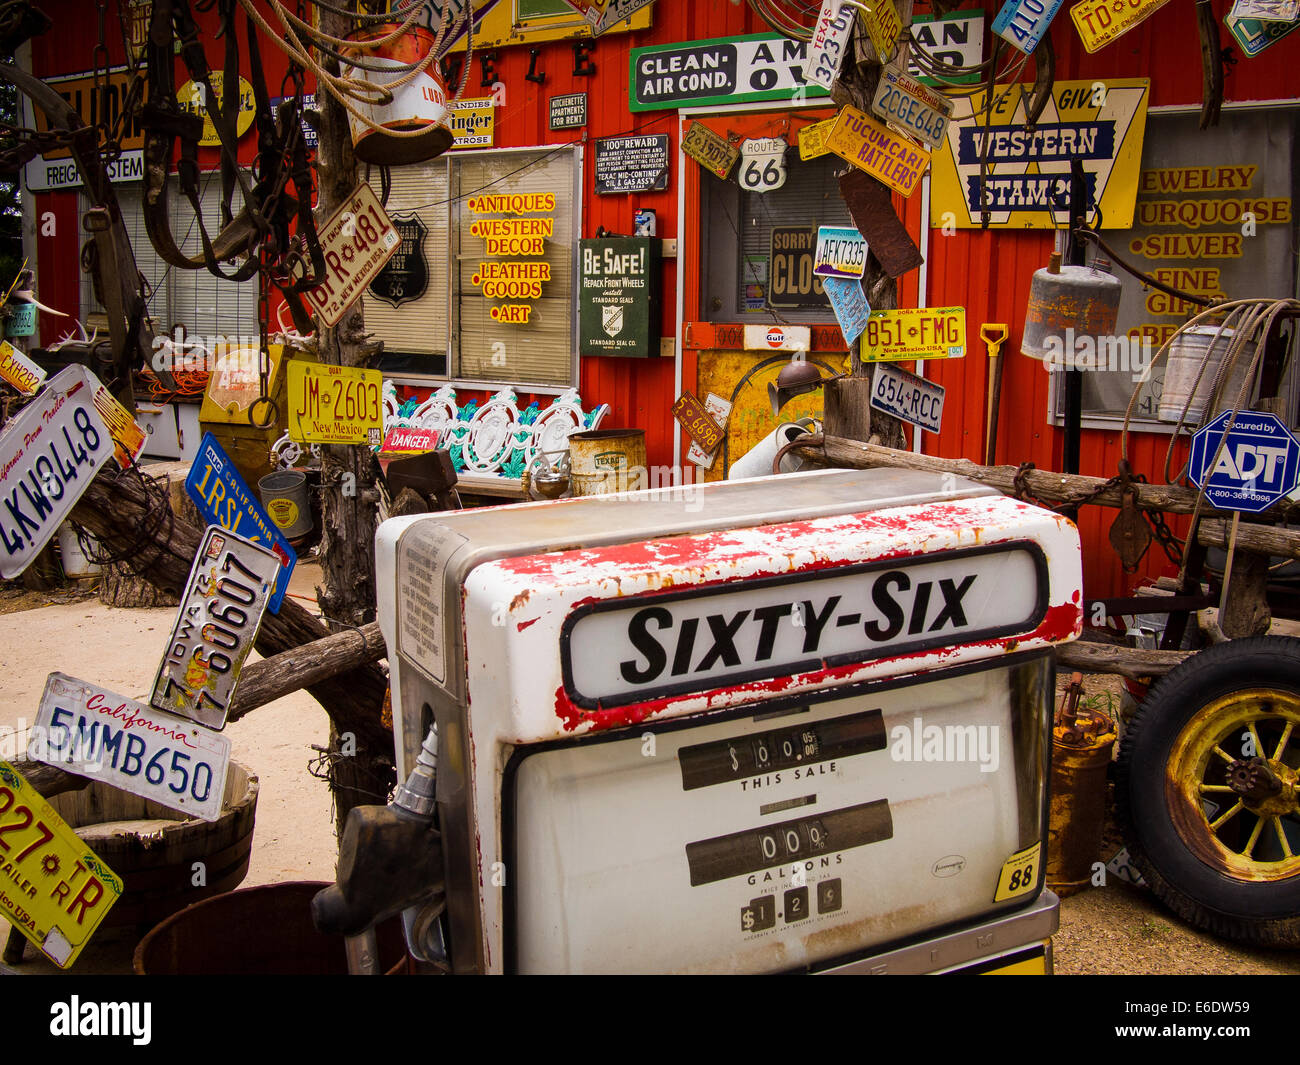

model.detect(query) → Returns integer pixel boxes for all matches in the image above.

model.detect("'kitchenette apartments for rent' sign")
[630,34,831,110]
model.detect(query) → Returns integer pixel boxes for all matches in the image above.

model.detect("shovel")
[981,323,1009,466]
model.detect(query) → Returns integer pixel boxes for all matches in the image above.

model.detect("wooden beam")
[1055,640,1191,680]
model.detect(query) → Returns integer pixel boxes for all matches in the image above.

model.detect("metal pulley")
[1020,251,1123,366]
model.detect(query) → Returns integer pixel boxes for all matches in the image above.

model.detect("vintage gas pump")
[315,468,1083,974]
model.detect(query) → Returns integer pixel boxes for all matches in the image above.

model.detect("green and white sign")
[579,238,662,358]
[630,34,830,111]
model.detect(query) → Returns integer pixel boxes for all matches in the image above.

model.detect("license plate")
[1069,0,1172,52]
[859,0,902,56]
[85,368,148,469]
[861,307,967,362]
[682,121,740,180]
[152,526,280,729]
[804,0,855,90]
[869,361,946,433]
[1225,9,1300,54]
[797,117,837,161]
[826,106,930,197]
[287,362,384,446]
[993,0,1067,55]
[0,760,121,968]
[0,340,45,395]
[672,392,725,453]
[0,365,114,579]
[686,393,732,469]
[869,69,953,151]
[32,673,232,823]
[814,225,867,278]
[305,183,401,327]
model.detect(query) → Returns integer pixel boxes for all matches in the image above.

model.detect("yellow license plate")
[797,118,837,161]
[861,0,903,56]
[1070,0,1172,52]
[826,106,930,198]
[0,762,121,968]
[861,307,967,361]
[287,362,384,446]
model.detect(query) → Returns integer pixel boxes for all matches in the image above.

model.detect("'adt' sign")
[1188,410,1300,513]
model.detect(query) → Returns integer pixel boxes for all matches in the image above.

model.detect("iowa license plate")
[33,674,232,823]
[287,362,384,446]
[1070,0,1172,52]
[861,307,967,361]
[305,183,401,327]
[0,761,121,968]
[152,526,280,729]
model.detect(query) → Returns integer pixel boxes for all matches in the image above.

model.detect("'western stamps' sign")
[930,78,1149,229]
[562,546,1044,705]
[814,226,868,278]
[681,121,740,179]
[549,92,588,129]
[870,69,953,151]
[993,0,1066,54]
[1188,410,1300,513]
[579,238,661,358]
[595,135,670,194]
[1070,0,1172,52]
[827,106,930,197]
[630,35,831,111]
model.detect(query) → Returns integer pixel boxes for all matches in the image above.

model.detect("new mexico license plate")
[305,183,401,327]
[1069,0,1172,52]
[34,674,232,823]
[152,526,281,729]
[0,760,121,968]
[287,362,384,446]
[861,307,967,361]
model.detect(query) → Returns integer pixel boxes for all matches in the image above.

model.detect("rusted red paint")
[1035,602,1084,643]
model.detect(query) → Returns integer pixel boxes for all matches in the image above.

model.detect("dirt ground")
[0,566,1296,975]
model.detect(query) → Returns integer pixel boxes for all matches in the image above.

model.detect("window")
[1049,107,1300,430]
[365,145,580,390]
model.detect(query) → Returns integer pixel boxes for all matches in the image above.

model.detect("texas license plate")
[805,0,855,90]
[287,361,384,446]
[0,760,121,968]
[305,183,401,327]
[1069,0,1172,53]
[870,68,953,150]
[861,307,967,361]
[0,365,114,579]
[152,526,280,729]
[869,361,946,433]
[33,673,232,823]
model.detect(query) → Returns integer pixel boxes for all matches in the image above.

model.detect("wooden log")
[1219,547,1272,638]
[1198,518,1300,561]
[1055,640,1192,680]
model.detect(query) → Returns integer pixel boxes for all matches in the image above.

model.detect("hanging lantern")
[1020,252,1122,368]
[341,24,454,167]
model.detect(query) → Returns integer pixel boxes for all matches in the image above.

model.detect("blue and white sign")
[822,276,871,346]
[1188,410,1300,514]
[992,0,1066,55]
[185,432,296,612]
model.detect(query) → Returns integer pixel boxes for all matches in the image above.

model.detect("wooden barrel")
[47,762,258,930]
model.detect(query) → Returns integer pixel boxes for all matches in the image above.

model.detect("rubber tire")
[1116,635,1300,947]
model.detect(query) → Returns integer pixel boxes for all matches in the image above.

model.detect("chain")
[91,0,121,164]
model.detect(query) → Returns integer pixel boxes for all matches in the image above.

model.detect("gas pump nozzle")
[311,727,446,940]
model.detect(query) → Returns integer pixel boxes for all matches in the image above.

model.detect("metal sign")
[686,392,732,469]
[826,106,930,197]
[768,227,828,309]
[1070,0,1172,52]
[152,526,281,729]
[578,238,662,358]
[448,97,495,149]
[177,74,256,147]
[23,66,146,191]
[859,0,903,57]
[549,92,588,129]
[798,117,837,160]
[185,432,295,613]
[1188,410,1300,513]
[631,35,831,111]
[305,183,401,328]
[870,362,945,433]
[287,362,384,446]
[908,11,986,85]
[743,325,810,352]
[0,365,114,579]
[805,0,855,90]
[0,339,45,395]
[1225,9,1300,54]
[33,673,232,823]
[681,121,740,180]
[368,213,428,309]
[737,137,787,193]
[594,135,670,194]
[823,276,871,346]
[0,760,121,968]
[993,0,1067,54]
[814,226,867,278]
[381,427,441,456]
[870,69,953,151]
[861,307,967,362]
[672,392,726,453]
[83,366,148,469]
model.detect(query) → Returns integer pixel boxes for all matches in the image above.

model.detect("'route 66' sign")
[738,137,788,193]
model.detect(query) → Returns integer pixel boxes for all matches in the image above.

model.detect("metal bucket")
[568,429,647,497]
[1020,260,1122,365]
[342,24,454,166]
[258,470,313,539]
[57,522,101,578]
[1158,325,1258,423]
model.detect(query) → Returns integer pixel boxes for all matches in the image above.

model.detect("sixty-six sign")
[1188,410,1300,514]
